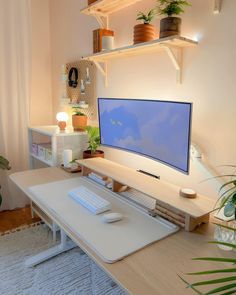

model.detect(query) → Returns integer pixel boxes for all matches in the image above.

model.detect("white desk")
[29,177,178,263]
[10,167,232,295]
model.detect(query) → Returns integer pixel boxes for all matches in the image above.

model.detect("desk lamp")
[56,112,69,131]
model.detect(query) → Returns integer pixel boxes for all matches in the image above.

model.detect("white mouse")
[102,212,123,223]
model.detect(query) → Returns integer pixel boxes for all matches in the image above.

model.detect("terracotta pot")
[160,17,182,38]
[133,24,156,45]
[88,0,97,5]
[72,115,87,131]
[83,150,104,159]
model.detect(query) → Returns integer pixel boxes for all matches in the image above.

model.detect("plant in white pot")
[157,0,191,38]
[0,156,11,207]
[134,8,158,44]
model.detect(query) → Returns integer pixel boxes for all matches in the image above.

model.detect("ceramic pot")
[160,17,182,38]
[83,150,104,159]
[88,0,97,5]
[72,115,87,131]
[133,24,156,45]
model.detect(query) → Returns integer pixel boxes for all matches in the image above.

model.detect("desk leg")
[25,229,77,267]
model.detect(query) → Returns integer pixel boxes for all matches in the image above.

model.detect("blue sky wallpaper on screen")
[98,98,192,173]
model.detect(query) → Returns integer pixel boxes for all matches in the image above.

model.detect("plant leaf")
[192,258,236,264]
[191,276,236,287]
[178,275,203,294]
[213,223,236,232]
[220,290,236,295]
[187,268,236,276]
[208,241,236,249]
[205,283,236,294]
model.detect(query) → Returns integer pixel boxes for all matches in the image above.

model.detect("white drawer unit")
[28,126,88,168]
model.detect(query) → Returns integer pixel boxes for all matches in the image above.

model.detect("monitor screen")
[98,98,192,174]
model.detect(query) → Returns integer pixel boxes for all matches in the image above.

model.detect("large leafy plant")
[0,156,11,206]
[86,126,101,154]
[181,223,236,294]
[180,167,236,294]
[157,0,191,17]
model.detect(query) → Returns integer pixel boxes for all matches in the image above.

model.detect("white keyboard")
[68,186,111,214]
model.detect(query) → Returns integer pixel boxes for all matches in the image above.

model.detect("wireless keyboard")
[68,186,111,214]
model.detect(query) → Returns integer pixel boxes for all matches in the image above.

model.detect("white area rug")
[0,224,127,295]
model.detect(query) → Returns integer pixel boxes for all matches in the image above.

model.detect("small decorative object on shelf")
[83,126,104,159]
[68,67,79,88]
[85,67,91,84]
[134,7,158,44]
[93,29,114,53]
[56,112,69,131]
[63,149,72,168]
[72,107,88,131]
[0,155,11,207]
[157,0,191,38]
[102,36,114,51]
[80,79,85,95]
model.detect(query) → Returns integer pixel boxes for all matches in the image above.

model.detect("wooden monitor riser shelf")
[77,158,215,232]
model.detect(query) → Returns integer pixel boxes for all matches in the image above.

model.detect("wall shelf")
[81,0,143,28]
[82,36,198,85]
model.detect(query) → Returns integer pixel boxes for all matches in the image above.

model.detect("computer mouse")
[102,212,123,223]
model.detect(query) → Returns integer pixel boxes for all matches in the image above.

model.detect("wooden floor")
[0,206,40,233]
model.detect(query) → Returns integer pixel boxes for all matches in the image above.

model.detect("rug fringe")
[0,221,44,237]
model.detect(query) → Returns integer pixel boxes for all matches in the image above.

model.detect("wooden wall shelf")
[82,36,198,85]
[81,0,143,28]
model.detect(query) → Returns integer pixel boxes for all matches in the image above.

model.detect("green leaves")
[86,126,101,153]
[181,224,236,294]
[0,156,11,170]
[157,0,191,16]
[137,8,158,24]
[72,107,86,116]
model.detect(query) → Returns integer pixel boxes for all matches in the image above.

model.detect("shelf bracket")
[93,60,108,87]
[91,11,109,29]
[214,0,222,14]
[161,45,182,84]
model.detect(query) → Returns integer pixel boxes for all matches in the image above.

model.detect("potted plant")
[133,8,158,44]
[157,0,191,38]
[180,167,236,294]
[83,126,104,159]
[72,107,88,131]
[0,156,11,207]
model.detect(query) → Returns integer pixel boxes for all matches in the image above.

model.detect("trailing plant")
[72,107,86,116]
[0,156,11,206]
[86,126,100,154]
[180,223,236,295]
[136,8,158,24]
[157,0,191,17]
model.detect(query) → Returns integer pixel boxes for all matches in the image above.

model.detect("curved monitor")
[98,98,192,174]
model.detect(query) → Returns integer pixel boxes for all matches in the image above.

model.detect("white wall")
[49,0,236,199]
[30,0,53,125]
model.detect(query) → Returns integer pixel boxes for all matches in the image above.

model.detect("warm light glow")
[56,112,69,122]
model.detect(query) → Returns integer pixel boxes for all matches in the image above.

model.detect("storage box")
[93,29,114,53]
[45,148,53,162]
[38,143,51,159]
[31,143,38,156]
